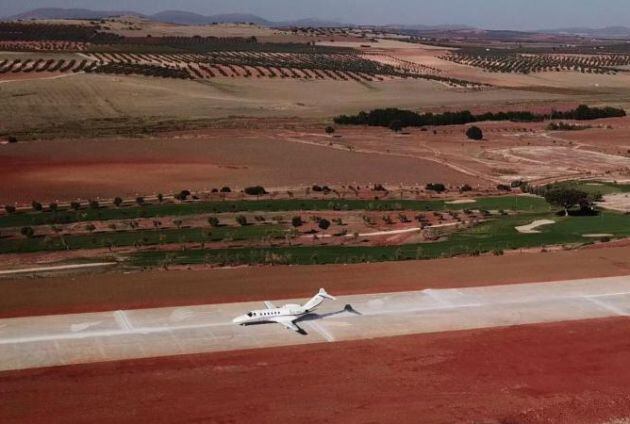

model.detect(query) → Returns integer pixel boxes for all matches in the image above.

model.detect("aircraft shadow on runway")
[295,304,362,335]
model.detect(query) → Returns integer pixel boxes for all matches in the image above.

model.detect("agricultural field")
[441,49,630,75]
[0,21,481,86]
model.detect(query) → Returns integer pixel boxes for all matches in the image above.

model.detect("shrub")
[318,218,331,230]
[89,200,99,209]
[31,201,43,212]
[20,226,34,238]
[175,190,191,201]
[466,126,483,140]
[497,184,512,191]
[325,126,335,134]
[236,215,248,226]
[220,186,231,193]
[157,193,164,203]
[292,216,303,227]
[389,119,404,132]
[49,203,58,212]
[4,205,16,214]
[70,201,81,210]
[85,223,96,232]
[7,136,17,143]
[426,183,446,193]
[113,197,123,207]
[459,184,473,192]
[244,186,267,196]
[208,216,220,227]
[136,196,145,206]
[312,185,323,192]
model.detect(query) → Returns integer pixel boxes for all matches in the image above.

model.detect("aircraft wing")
[264,301,276,309]
[271,316,300,332]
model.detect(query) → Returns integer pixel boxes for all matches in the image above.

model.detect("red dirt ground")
[2,245,630,319]
[2,317,630,424]
[0,129,480,203]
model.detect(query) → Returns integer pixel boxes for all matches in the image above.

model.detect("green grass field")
[550,180,630,196]
[128,211,630,267]
[0,196,551,228]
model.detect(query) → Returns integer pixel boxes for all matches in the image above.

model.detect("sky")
[1,0,630,30]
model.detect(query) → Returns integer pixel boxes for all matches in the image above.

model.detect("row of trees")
[442,50,630,75]
[0,22,122,43]
[334,105,626,128]
[5,186,259,215]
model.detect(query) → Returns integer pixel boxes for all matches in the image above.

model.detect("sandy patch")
[516,219,556,234]
[598,194,630,213]
[446,199,477,205]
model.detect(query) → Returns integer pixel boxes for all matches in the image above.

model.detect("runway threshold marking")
[113,311,134,331]
[306,321,335,342]
[583,296,629,316]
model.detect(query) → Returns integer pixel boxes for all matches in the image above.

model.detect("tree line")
[333,105,626,128]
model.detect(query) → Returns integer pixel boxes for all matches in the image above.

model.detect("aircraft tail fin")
[304,288,336,311]
[317,288,336,301]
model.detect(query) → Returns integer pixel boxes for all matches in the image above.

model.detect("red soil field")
[2,245,630,319]
[2,317,630,423]
[0,130,479,203]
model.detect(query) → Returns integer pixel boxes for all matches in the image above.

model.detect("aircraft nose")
[232,315,247,324]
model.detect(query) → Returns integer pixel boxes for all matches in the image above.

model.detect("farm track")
[280,133,502,183]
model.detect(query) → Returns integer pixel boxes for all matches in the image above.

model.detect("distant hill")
[274,18,346,28]
[9,8,144,20]
[150,10,272,26]
[6,7,319,27]
[12,8,629,41]
[544,26,630,39]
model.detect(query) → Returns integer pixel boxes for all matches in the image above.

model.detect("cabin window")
[247,312,253,317]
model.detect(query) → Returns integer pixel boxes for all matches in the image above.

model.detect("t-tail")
[303,288,336,311]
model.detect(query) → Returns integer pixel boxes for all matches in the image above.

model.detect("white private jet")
[232,288,336,333]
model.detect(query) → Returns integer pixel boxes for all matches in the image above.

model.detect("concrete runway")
[1,275,630,371]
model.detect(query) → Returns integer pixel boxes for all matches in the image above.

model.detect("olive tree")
[544,188,588,216]
[465,126,483,140]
